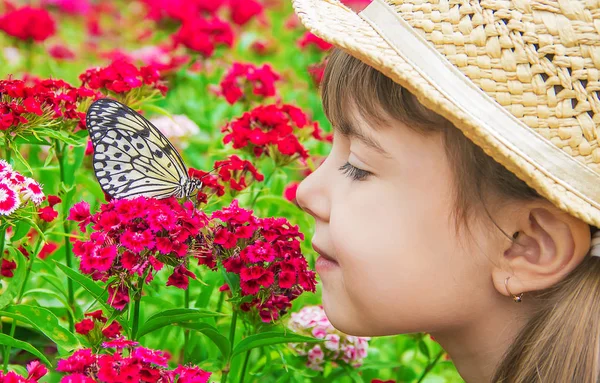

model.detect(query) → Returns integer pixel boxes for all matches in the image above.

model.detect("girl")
[292,0,600,382]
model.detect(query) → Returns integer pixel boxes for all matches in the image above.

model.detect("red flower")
[219,62,280,105]
[1,258,16,278]
[39,242,58,259]
[210,200,317,323]
[47,195,61,207]
[297,32,333,51]
[38,206,58,222]
[49,44,76,60]
[173,17,234,58]
[166,264,196,290]
[79,60,168,96]
[174,365,211,383]
[74,318,95,335]
[283,182,299,202]
[229,0,264,26]
[0,6,56,42]
[101,321,122,339]
[222,104,320,164]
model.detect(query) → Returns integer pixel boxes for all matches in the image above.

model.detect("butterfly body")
[86,98,201,200]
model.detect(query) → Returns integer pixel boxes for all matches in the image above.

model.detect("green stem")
[131,296,141,341]
[16,237,44,303]
[249,170,277,209]
[183,287,190,363]
[216,290,225,312]
[239,349,251,383]
[56,141,75,332]
[221,310,238,383]
[3,237,43,371]
[416,350,445,383]
[1,137,11,372]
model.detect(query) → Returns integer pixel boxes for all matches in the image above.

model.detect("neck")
[431,301,532,383]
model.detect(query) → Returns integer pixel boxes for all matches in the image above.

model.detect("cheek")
[327,181,483,333]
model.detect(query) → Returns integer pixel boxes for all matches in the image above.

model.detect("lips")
[312,243,338,264]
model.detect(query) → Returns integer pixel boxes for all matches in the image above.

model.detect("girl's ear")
[491,205,591,298]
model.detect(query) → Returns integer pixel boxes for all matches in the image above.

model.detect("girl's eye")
[338,162,372,181]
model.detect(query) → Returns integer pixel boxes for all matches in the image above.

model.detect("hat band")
[359,0,600,210]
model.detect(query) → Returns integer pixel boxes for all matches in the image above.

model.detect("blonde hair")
[320,47,600,382]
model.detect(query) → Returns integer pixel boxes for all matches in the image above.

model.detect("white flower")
[149,114,200,139]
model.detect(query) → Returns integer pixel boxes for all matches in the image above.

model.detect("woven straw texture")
[292,0,600,228]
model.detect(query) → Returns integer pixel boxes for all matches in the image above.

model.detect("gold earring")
[504,276,523,303]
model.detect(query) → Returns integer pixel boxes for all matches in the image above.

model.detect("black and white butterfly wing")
[86,98,193,199]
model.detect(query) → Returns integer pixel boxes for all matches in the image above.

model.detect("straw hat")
[292,0,600,228]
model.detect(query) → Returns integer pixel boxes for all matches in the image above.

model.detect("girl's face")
[296,107,505,337]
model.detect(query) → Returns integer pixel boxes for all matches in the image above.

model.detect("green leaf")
[0,248,27,310]
[37,128,87,146]
[176,322,231,360]
[13,134,51,146]
[137,308,224,339]
[0,333,51,366]
[143,104,173,118]
[54,261,130,333]
[232,331,323,358]
[340,362,365,383]
[1,304,80,354]
[22,288,74,321]
[418,339,431,360]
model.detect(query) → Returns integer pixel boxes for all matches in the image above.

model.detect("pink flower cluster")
[57,339,211,383]
[218,62,281,105]
[287,306,370,370]
[0,361,47,383]
[0,5,56,42]
[0,78,95,132]
[188,155,264,203]
[208,200,317,323]
[68,197,207,309]
[222,104,327,164]
[0,160,44,216]
[79,60,168,96]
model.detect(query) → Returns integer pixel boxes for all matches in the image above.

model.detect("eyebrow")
[336,119,392,158]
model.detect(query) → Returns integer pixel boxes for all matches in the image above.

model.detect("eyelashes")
[338,162,372,181]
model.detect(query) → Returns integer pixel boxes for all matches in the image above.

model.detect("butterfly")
[86,98,202,200]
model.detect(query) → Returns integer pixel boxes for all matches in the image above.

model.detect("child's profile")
[292,0,600,381]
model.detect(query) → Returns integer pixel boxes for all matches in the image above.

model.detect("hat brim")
[293,0,600,228]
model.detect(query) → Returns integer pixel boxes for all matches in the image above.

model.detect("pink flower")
[60,373,97,383]
[22,179,44,205]
[174,365,211,383]
[0,182,20,216]
[120,229,155,252]
[229,0,264,26]
[132,347,168,367]
[107,284,129,310]
[0,6,56,42]
[26,360,48,381]
[56,349,96,373]
[68,201,92,231]
[49,44,76,60]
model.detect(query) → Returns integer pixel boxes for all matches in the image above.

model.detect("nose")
[296,157,331,223]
